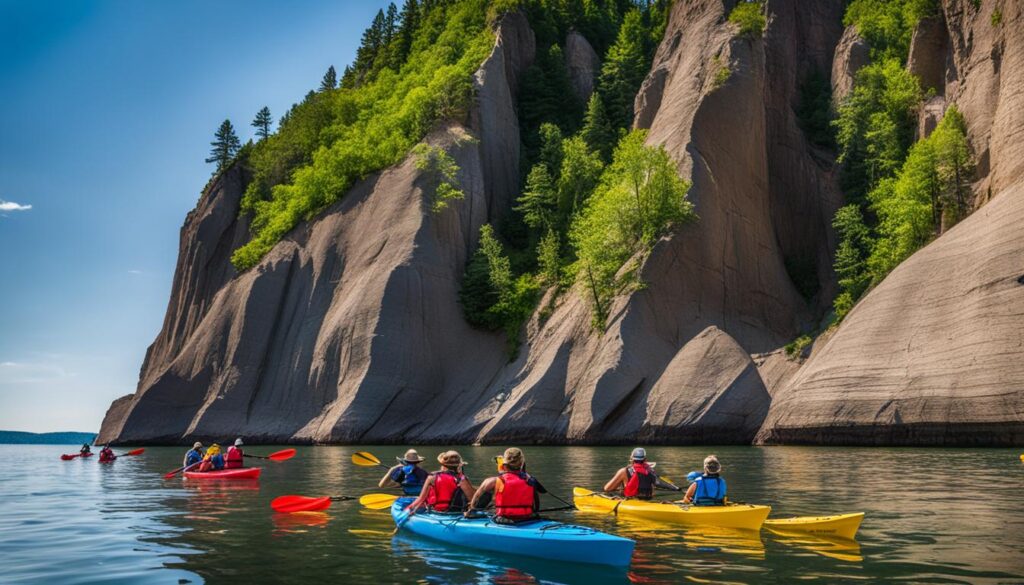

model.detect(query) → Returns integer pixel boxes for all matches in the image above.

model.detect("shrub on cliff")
[728,1,765,38]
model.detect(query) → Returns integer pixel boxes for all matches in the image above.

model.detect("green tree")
[206,119,241,172]
[830,204,873,322]
[394,0,420,67]
[728,1,766,38]
[557,136,604,221]
[598,9,648,128]
[516,164,558,230]
[537,228,562,287]
[252,106,273,141]
[931,105,972,223]
[320,65,337,91]
[580,93,616,162]
[571,130,694,326]
[537,122,564,177]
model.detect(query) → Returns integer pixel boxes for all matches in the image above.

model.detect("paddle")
[351,451,389,469]
[271,494,356,513]
[163,460,201,480]
[359,493,400,510]
[244,448,297,461]
[119,448,145,457]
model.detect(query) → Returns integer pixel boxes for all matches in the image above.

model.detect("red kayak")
[61,453,95,460]
[184,468,261,480]
[81,452,94,458]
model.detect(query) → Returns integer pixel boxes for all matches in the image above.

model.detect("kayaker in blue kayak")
[405,450,475,514]
[603,448,680,500]
[380,449,429,496]
[683,455,726,505]
[466,447,547,523]
[183,442,204,468]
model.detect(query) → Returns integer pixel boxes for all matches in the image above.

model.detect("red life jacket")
[225,446,243,469]
[495,471,536,519]
[426,470,465,512]
[98,449,115,462]
[624,462,655,499]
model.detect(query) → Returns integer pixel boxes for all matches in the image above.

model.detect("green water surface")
[2,444,1023,584]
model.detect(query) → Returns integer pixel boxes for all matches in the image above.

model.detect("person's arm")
[404,475,435,514]
[603,468,627,492]
[459,476,476,499]
[683,482,696,503]
[379,465,401,488]
[465,477,497,515]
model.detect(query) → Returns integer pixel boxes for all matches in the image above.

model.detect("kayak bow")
[184,468,262,480]
[763,512,864,540]
[391,497,634,567]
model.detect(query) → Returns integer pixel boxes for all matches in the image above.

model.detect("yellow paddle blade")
[359,493,399,509]
[351,451,382,466]
[661,476,674,485]
[572,486,594,497]
[495,455,504,472]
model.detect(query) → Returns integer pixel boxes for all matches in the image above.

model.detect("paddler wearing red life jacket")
[224,438,244,469]
[466,447,547,523]
[98,445,116,463]
[603,448,681,499]
[404,450,475,515]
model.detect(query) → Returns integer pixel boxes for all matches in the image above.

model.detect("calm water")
[2,445,1023,584]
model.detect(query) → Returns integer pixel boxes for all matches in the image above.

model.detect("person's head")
[703,455,722,475]
[193,441,203,450]
[437,450,463,470]
[234,438,243,447]
[630,447,647,463]
[501,447,525,471]
[400,449,425,465]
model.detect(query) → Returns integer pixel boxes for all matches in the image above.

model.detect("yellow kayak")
[573,487,770,531]
[763,512,864,540]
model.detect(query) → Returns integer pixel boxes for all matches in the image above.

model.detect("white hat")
[234,438,244,446]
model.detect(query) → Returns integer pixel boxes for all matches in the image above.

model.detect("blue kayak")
[390,497,634,567]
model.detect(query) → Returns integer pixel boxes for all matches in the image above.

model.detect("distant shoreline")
[0,430,97,445]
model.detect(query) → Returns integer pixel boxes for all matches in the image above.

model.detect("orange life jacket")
[426,470,465,512]
[495,471,536,519]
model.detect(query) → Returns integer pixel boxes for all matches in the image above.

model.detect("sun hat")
[703,455,722,474]
[193,441,203,449]
[438,450,463,468]
[502,447,524,469]
[234,438,244,447]
[398,449,425,464]
[631,447,647,461]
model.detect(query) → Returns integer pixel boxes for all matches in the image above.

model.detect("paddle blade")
[163,467,183,480]
[359,493,399,510]
[272,495,332,513]
[495,455,504,472]
[572,486,594,497]
[352,451,382,467]
[123,448,145,456]
[267,448,297,462]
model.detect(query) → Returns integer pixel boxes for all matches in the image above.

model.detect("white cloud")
[128,269,143,275]
[0,200,32,212]
[0,361,18,367]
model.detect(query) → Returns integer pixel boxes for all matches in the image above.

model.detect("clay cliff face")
[757,0,1024,446]
[100,1,1024,447]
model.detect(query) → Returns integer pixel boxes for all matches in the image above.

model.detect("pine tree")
[394,0,420,66]
[252,106,272,141]
[537,228,562,287]
[206,119,241,172]
[516,164,558,230]
[580,93,616,162]
[598,9,649,129]
[383,3,398,45]
[320,65,337,91]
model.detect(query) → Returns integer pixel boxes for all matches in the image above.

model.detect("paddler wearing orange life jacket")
[198,443,225,472]
[224,438,245,469]
[466,447,547,523]
[603,448,681,499]
[405,451,475,515]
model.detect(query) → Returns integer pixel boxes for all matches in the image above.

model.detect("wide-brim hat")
[193,442,203,449]
[631,447,647,461]
[501,447,524,469]
[398,449,425,463]
[703,455,722,474]
[437,450,463,467]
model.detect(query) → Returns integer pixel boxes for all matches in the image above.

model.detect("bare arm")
[603,468,627,493]
[683,482,696,503]
[405,475,435,514]
[459,477,476,500]
[379,465,401,488]
[467,477,498,512]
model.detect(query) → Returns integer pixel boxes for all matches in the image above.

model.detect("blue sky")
[0,0,391,432]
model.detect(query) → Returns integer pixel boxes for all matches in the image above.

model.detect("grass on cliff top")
[232,0,496,271]
[728,1,765,38]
